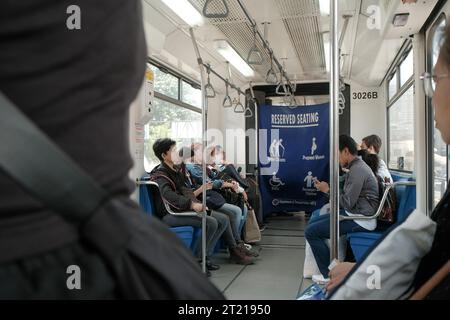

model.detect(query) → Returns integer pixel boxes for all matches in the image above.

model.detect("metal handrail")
[339,181,416,221]
[189,28,208,274]
[200,62,246,97]
[136,180,202,218]
[236,0,295,91]
[329,0,340,266]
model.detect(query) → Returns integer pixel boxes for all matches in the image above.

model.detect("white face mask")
[214,155,222,165]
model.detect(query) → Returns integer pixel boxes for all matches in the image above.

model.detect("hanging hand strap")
[0,92,108,224]
[202,0,229,19]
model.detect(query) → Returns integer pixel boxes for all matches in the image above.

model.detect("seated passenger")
[149,138,228,273]
[361,134,393,183]
[210,145,228,170]
[211,144,265,229]
[305,135,380,281]
[358,148,380,178]
[188,144,234,191]
[180,147,257,261]
[328,28,450,299]
[190,144,248,220]
[210,145,250,189]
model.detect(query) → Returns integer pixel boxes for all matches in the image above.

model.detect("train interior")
[132,0,449,299]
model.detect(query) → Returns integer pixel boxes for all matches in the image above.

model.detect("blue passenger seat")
[138,178,198,251]
[347,171,416,261]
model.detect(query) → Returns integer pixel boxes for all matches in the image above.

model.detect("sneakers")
[229,246,254,265]
[312,274,330,285]
[238,242,259,258]
[259,224,267,232]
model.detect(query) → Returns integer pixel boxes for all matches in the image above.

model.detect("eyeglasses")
[420,72,450,98]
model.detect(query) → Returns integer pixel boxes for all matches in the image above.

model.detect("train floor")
[209,212,313,300]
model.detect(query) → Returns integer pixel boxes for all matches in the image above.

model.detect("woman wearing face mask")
[210,145,250,191]
[211,146,228,169]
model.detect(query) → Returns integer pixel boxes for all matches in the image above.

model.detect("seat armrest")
[340,181,416,222]
[136,179,203,218]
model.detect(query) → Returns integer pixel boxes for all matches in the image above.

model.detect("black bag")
[0,92,224,299]
[220,188,244,208]
[220,165,249,190]
[213,170,243,207]
[376,176,397,224]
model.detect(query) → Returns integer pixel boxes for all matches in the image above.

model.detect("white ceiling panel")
[143,0,438,88]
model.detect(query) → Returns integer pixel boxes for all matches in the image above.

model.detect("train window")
[400,50,414,87]
[388,85,415,172]
[181,81,201,108]
[427,14,447,210]
[388,72,398,100]
[144,63,202,172]
[143,98,202,172]
[150,64,179,99]
[387,40,414,172]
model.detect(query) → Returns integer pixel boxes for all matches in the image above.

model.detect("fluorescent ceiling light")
[161,0,204,27]
[322,32,330,73]
[214,40,255,78]
[319,0,330,16]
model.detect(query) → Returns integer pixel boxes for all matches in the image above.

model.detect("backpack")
[0,92,224,299]
[376,176,397,224]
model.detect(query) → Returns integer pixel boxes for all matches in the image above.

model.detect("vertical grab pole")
[249,82,259,179]
[255,90,259,182]
[329,0,340,262]
[189,28,207,274]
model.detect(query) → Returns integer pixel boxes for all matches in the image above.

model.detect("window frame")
[386,82,415,173]
[387,42,413,104]
[181,79,203,110]
[144,60,203,172]
[386,40,415,173]
[388,70,399,101]
[149,59,202,114]
[399,49,414,87]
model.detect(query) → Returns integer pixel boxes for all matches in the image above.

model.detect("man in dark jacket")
[150,138,227,271]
